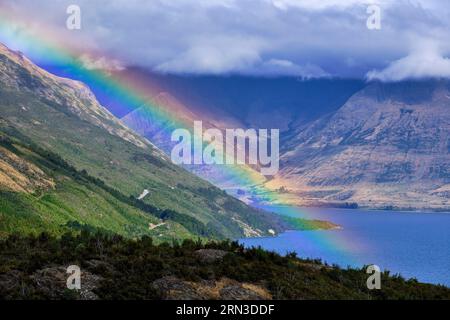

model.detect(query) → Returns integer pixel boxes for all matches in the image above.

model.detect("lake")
[239,206,450,286]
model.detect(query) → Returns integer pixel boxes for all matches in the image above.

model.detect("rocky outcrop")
[151,276,272,300]
[0,144,55,192]
[31,266,102,300]
[194,249,228,263]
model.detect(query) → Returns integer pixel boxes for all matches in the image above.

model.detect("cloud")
[1,0,450,78]
[270,0,387,11]
[155,48,329,78]
[258,59,330,78]
[366,41,450,81]
[79,54,125,72]
[155,36,263,74]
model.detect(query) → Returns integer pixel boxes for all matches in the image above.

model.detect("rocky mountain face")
[0,43,153,151]
[0,42,287,239]
[267,81,450,211]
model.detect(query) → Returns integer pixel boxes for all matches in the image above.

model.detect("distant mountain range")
[269,81,450,211]
[109,70,450,212]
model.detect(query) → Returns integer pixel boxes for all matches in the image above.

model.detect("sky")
[1,0,450,80]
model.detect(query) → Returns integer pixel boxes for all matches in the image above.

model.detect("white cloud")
[366,41,450,81]
[259,59,330,78]
[79,54,125,72]
[271,0,386,11]
[266,59,295,68]
[155,37,263,74]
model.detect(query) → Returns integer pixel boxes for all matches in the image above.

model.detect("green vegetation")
[0,232,448,300]
[282,216,341,230]
[0,130,220,240]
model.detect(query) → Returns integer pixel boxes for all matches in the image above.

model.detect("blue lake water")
[239,206,450,287]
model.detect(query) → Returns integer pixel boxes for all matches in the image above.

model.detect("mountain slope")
[268,81,450,211]
[0,127,195,240]
[0,42,286,238]
[120,92,269,193]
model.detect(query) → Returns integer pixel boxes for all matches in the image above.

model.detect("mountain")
[117,69,364,131]
[74,64,450,211]
[110,69,450,211]
[115,71,363,196]
[120,91,269,193]
[41,65,366,201]
[267,81,450,211]
[0,42,290,239]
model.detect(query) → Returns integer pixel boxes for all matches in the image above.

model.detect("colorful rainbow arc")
[0,7,362,264]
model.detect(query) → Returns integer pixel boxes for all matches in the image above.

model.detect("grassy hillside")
[0,43,287,239]
[0,130,203,240]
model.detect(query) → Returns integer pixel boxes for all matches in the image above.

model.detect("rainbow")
[0,5,364,266]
